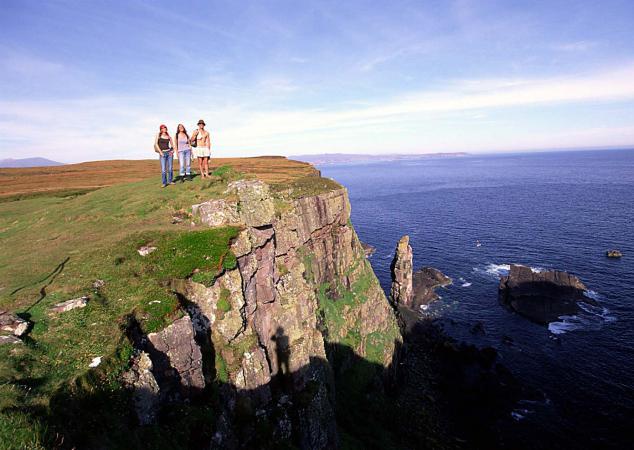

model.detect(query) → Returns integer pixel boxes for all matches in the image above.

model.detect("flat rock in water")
[411,267,452,309]
[49,296,89,314]
[498,264,594,325]
[606,249,622,258]
[0,310,29,336]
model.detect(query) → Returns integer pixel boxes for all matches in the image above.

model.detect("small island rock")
[606,249,622,258]
[499,264,595,325]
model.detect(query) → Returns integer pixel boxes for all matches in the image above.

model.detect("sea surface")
[318,149,634,449]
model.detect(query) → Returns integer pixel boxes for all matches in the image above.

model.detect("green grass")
[0,173,246,448]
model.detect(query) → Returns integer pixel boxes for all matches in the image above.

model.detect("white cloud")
[1,64,634,161]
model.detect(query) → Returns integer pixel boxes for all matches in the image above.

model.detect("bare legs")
[202,157,210,177]
[197,157,205,178]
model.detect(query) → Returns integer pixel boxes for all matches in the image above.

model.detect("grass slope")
[0,158,335,448]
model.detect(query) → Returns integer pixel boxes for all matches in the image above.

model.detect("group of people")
[154,119,212,187]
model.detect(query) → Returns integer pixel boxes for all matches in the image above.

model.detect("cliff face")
[128,179,401,448]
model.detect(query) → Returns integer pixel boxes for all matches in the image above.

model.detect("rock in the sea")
[360,241,376,258]
[606,249,622,258]
[411,267,452,309]
[49,296,89,314]
[0,310,29,336]
[390,235,413,306]
[498,264,594,325]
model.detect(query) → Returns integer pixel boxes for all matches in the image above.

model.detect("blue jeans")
[159,151,173,185]
[178,149,191,176]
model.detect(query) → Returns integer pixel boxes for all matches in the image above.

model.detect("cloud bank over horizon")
[1,0,634,162]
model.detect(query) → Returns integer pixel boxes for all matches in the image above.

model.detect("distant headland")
[0,157,64,168]
[291,152,468,165]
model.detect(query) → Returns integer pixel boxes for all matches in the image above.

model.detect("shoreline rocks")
[360,241,376,258]
[411,267,452,309]
[498,264,594,325]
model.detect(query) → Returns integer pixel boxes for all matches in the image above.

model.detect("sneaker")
[169,181,175,185]
[161,184,167,188]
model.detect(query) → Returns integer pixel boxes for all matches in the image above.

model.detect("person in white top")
[175,124,192,182]
[191,119,211,178]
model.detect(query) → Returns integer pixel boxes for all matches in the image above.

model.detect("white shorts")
[193,146,211,158]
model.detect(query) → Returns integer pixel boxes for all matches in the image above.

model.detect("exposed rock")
[225,179,276,227]
[137,245,157,256]
[147,315,205,400]
[192,199,239,227]
[92,279,105,289]
[411,267,452,309]
[0,334,22,345]
[498,264,595,324]
[360,241,376,258]
[121,351,160,425]
[390,235,413,306]
[0,310,29,336]
[606,249,622,258]
[49,296,89,314]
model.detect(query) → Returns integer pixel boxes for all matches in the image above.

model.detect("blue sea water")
[318,149,634,448]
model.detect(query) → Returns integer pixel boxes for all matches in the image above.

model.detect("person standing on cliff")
[154,124,175,187]
[191,119,211,178]
[175,124,192,182]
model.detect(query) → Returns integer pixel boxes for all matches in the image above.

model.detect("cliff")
[0,166,401,449]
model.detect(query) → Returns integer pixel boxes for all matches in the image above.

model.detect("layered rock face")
[390,235,413,306]
[411,267,452,308]
[499,264,595,324]
[128,179,401,449]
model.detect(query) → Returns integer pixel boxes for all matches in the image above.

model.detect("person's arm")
[174,133,179,153]
[191,130,198,144]
[169,136,175,152]
[154,133,163,155]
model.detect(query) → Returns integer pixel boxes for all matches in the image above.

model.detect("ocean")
[318,149,634,448]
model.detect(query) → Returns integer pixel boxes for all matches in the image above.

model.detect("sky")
[1,0,634,162]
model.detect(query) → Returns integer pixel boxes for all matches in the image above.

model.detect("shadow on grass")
[14,313,530,450]
[11,257,70,310]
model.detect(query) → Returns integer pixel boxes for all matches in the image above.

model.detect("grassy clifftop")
[0,157,340,448]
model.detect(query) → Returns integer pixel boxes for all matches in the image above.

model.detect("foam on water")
[548,300,616,335]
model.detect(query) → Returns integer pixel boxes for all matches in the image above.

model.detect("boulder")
[0,310,29,336]
[137,245,157,256]
[49,296,89,314]
[498,264,594,325]
[411,267,452,309]
[122,351,161,425]
[0,334,22,345]
[390,235,413,306]
[606,249,622,258]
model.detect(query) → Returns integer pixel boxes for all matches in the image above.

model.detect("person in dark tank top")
[154,124,175,187]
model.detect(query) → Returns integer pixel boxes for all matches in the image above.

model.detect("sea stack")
[390,235,413,307]
[498,264,596,324]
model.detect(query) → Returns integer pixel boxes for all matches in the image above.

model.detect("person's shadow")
[271,326,290,389]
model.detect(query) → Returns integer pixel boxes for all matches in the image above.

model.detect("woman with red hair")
[154,124,175,187]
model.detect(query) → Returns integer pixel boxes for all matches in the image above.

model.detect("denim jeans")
[178,149,191,176]
[159,151,173,185]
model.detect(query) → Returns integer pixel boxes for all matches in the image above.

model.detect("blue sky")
[1,0,634,162]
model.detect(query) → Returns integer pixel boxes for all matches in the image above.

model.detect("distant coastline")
[291,152,468,165]
[0,157,64,168]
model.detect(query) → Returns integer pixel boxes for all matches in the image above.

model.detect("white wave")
[548,302,616,335]
[583,290,602,301]
[461,282,472,287]
[474,263,548,278]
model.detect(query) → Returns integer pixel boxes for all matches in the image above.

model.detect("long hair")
[176,124,189,140]
[159,124,170,138]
